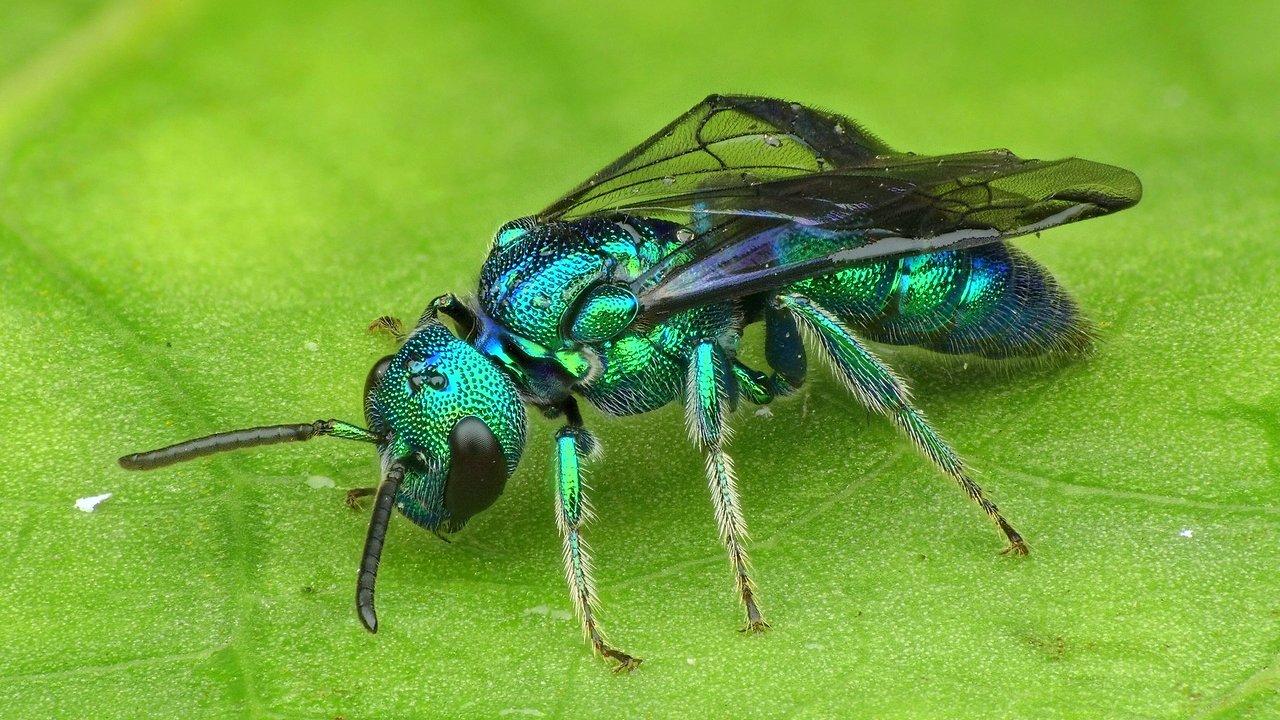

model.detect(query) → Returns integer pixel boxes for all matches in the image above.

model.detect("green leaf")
[2,1,1277,717]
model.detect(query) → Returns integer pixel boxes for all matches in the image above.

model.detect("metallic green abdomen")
[790,243,1090,357]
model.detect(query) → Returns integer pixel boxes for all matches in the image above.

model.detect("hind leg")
[776,292,1028,555]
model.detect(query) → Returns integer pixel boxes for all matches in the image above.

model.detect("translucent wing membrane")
[538,94,894,223]
[537,95,1142,317]
[631,153,1140,314]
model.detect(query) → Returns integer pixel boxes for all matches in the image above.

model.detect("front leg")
[367,315,405,341]
[421,293,478,341]
[687,340,768,632]
[345,486,376,509]
[554,400,641,671]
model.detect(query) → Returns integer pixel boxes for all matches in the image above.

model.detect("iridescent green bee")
[120,95,1142,670]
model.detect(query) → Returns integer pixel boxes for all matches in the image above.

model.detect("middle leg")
[686,339,768,632]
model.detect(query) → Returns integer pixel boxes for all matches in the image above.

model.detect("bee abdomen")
[791,244,1091,358]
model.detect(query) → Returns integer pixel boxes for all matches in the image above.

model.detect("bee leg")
[345,486,377,509]
[367,315,405,340]
[422,293,478,341]
[554,398,641,672]
[731,303,809,404]
[731,359,802,405]
[764,300,807,393]
[776,293,1028,556]
[731,362,775,405]
[687,340,769,632]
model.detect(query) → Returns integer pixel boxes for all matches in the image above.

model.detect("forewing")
[535,94,1140,317]
[537,94,894,223]
[631,152,1142,315]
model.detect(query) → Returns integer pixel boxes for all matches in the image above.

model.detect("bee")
[120,95,1142,670]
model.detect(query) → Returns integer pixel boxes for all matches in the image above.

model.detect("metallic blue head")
[365,318,527,532]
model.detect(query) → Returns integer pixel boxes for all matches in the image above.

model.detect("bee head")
[364,317,527,533]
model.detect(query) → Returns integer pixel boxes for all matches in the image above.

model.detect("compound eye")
[364,355,394,399]
[442,416,510,528]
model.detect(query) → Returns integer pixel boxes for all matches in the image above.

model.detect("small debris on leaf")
[75,493,113,512]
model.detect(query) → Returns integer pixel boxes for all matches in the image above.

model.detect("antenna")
[356,461,405,633]
[118,419,380,470]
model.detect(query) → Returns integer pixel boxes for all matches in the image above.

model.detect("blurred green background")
[1,1,1277,718]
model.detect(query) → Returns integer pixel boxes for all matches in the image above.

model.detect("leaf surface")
[1,1,1277,718]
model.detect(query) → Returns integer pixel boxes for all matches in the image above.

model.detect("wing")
[629,152,1142,314]
[538,94,895,224]
[538,95,1142,317]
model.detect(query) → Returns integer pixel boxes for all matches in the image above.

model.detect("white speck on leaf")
[763,134,782,147]
[75,493,112,512]
[304,340,320,352]
[1180,528,1194,538]
[306,475,334,489]
[523,605,571,621]
[805,642,824,650]
[686,657,697,665]
[754,406,774,419]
